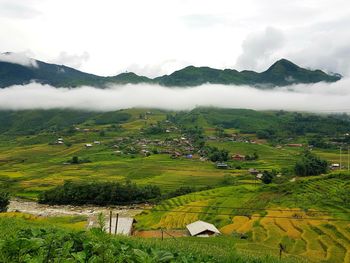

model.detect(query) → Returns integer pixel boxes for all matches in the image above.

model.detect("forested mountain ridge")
[0,54,341,88]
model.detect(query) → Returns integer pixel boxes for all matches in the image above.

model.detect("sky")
[0,0,350,77]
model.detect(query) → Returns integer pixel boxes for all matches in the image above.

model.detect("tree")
[294,150,328,176]
[261,171,274,184]
[208,148,229,162]
[0,191,10,212]
[71,156,79,164]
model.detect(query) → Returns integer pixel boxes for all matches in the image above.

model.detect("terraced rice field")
[136,175,350,262]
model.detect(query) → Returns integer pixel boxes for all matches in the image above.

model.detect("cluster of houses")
[207,135,258,145]
[74,127,100,133]
[109,136,197,158]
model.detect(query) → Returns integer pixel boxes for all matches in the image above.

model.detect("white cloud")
[50,51,90,69]
[125,59,190,78]
[0,52,38,68]
[0,0,349,77]
[236,27,285,71]
[0,81,349,113]
[0,0,41,19]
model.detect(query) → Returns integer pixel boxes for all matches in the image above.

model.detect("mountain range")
[0,54,342,88]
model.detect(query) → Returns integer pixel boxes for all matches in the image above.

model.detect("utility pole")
[109,210,112,234]
[348,146,350,172]
[114,213,119,235]
[340,146,342,170]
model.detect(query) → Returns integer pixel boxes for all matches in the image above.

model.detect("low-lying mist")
[0,80,349,113]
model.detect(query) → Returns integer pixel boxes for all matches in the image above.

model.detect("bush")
[0,191,10,212]
[261,171,274,184]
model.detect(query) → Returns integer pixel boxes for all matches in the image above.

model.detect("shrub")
[0,191,10,212]
[261,171,274,184]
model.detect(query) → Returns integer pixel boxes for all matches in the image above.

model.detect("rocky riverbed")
[8,199,146,218]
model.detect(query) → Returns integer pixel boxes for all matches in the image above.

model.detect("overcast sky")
[0,0,350,77]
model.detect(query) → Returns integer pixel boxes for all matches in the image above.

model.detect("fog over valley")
[0,80,349,113]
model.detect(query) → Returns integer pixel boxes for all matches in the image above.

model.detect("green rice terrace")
[0,108,349,262]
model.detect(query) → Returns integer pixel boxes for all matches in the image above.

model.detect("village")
[50,110,349,184]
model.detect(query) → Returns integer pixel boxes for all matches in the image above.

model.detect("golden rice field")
[136,178,350,263]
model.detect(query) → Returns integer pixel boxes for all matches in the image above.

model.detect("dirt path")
[8,199,147,218]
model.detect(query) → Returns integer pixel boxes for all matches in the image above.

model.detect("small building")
[186,220,221,237]
[216,163,228,169]
[85,143,93,148]
[276,145,283,149]
[331,163,340,170]
[171,151,182,159]
[94,141,101,145]
[56,138,64,144]
[286,144,303,147]
[89,217,136,236]
[108,217,136,236]
[232,154,245,161]
[248,168,259,175]
[256,173,263,179]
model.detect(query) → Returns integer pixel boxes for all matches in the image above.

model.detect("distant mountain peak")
[266,58,300,73]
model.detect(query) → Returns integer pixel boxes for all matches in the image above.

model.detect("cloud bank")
[0,52,38,68]
[0,80,349,113]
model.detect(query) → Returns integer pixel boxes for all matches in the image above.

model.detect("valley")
[0,108,349,262]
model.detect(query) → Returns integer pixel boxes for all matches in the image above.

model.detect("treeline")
[38,181,212,206]
[169,108,350,143]
[38,181,161,205]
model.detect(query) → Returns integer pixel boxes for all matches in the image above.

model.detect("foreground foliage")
[0,217,290,263]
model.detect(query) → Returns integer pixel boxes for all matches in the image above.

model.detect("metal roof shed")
[186,220,221,237]
[107,217,136,236]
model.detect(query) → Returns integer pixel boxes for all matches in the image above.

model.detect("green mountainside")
[0,108,349,137]
[0,55,341,88]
